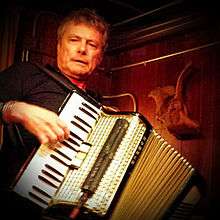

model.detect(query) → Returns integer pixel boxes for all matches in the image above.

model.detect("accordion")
[12,88,203,220]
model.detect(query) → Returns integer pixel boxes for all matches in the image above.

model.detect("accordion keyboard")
[13,92,102,208]
[13,91,148,216]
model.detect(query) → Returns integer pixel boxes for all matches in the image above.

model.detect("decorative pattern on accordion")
[13,90,202,220]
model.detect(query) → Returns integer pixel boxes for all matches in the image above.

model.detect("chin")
[73,72,90,80]
[70,68,86,75]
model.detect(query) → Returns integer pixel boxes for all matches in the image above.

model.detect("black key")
[69,131,83,142]
[50,154,69,167]
[38,175,58,189]
[32,185,52,198]
[62,141,79,152]
[71,120,89,133]
[79,107,96,120]
[74,115,92,128]
[45,164,64,177]
[54,148,72,161]
[41,169,62,183]
[82,102,99,115]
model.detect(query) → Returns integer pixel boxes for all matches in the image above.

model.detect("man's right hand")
[2,101,70,144]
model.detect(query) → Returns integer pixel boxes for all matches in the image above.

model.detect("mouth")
[73,59,88,65]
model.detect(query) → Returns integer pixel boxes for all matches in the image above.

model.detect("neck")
[54,65,87,90]
[67,76,87,90]
[64,74,86,90]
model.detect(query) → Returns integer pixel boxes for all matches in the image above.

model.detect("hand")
[2,101,70,144]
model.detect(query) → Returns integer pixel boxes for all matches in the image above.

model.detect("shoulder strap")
[34,62,76,91]
[34,62,102,106]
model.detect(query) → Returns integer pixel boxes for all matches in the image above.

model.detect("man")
[0,8,109,219]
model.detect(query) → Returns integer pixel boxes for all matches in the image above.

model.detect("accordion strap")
[34,62,102,108]
[34,62,75,91]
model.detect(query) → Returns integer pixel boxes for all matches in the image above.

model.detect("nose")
[78,40,87,54]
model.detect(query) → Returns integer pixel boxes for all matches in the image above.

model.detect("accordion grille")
[110,130,196,220]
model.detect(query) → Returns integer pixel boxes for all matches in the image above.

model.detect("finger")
[53,126,65,142]
[45,120,68,143]
[38,133,49,145]
[37,123,59,144]
[57,120,70,139]
[63,126,70,139]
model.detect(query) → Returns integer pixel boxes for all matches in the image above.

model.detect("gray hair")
[57,8,109,51]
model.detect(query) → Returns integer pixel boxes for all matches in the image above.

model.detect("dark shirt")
[0,62,71,219]
[0,62,71,185]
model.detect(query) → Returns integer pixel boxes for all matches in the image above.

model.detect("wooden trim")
[107,14,211,53]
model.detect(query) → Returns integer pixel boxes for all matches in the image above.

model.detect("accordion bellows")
[110,130,202,220]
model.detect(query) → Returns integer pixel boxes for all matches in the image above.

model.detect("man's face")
[57,23,103,80]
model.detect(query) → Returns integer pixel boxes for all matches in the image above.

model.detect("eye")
[70,37,78,42]
[88,41,98,49]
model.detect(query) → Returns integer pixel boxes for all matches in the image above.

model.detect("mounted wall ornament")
[148,61,200,140]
